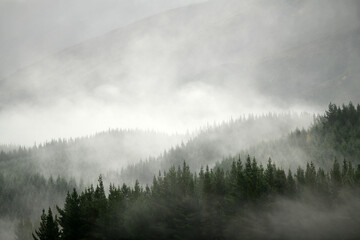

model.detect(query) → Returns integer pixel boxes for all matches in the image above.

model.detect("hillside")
[118,113,312,184]
[2,0,360,239]
[0,113,312,239]
[32,150,360,240]
[0,129,186,238]
[217,103,360,172]
[0,130,186,182]
[2,104,359,239]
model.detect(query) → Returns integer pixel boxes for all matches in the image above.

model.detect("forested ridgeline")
[0,129,186,181]
[217,102,360,172]
[34,157,360,240]
[0,113,311,185]
[0,113,311,239]
[117,113,312,184]
[0,172,79,240]
[0,173,78,219]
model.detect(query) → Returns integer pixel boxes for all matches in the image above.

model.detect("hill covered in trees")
[0,129,186,181]
[4,103,360,239]
[0,113,311,186]
[31,103,360,239]
[224,103,360,171]
[0,130,185,239]
[33,158,360,240]
[121,102,360,186]
[117,113,312,184]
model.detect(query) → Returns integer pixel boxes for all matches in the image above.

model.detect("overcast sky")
[0,0,206,78]
[0,0,359,146]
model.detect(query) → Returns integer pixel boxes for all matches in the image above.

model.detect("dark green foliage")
[25,102,360,239]
[286,169,296,195]
[214,103,360,172]
[331,158,342,188]
[33,158,360,240]
[305,162,316,188]
[32,208,60,240]
[295,103,360,165]
[120,113,312,184]
[56,189,81,240]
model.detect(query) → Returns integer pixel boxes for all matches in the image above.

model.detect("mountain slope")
[118,113,312,183]
[217,103,360,172]
[0,130,186,182]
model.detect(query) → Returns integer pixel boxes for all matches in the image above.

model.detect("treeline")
[0,172,77,240]
[313,102,360,160]
[118,112,312,184]
[220,102,360,171]
[0,113,312,185]
[0,173,77,219]
[33,157,360,240]
[0,129,186,183]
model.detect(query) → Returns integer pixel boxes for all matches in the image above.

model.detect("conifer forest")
[2,1,360,239]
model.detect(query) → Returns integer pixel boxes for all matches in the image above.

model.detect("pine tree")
[33,208,60,240]
[305,162,316,188]
[355,165,360,185]
[331,158,342,187]
[286,170,296,196]
[265,158,275,193]
[295,167,305,185]
[244,155,253,200]
[203,166,212,197]
[274,169,287,194]
[57,189,81,240]
[94,175,108,239]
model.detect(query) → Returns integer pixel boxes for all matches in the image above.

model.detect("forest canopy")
[34,156,360,240]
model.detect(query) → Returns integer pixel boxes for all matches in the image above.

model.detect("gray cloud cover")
[1,0,360,145]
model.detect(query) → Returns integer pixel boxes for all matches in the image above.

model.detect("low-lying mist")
[226,191,360,240]
[1,0,360,239]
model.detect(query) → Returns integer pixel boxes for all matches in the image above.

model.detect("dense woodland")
[2,0,360,239]
[33,157,360,240]
[0,113,311,184]
[117,113,312,184]
[0,130,186,181]
[118,103,360,184]
[217,102,360,172]
[1,103,360,239]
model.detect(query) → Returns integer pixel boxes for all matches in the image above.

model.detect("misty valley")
[1,0,360,239]
[1,104,360,239]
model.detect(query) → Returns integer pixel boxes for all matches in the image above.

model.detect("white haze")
[0,0,206,78]
[0,0,359,146]
[226,191,360,240]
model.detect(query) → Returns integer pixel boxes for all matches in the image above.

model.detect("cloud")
[0,0,359,145]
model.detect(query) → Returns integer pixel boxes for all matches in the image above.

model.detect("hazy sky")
[0,0,206,78]
[0,0,359,145]
[0,0,206,145]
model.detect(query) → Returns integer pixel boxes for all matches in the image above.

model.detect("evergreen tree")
[295,167,305,185]
[305,162,316,188]
[331,158,342,187]
[57,189,82,240]
[286,169,296,196]
[265,158,275,193]
[33,208,60,240]
[36,158,360,240]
